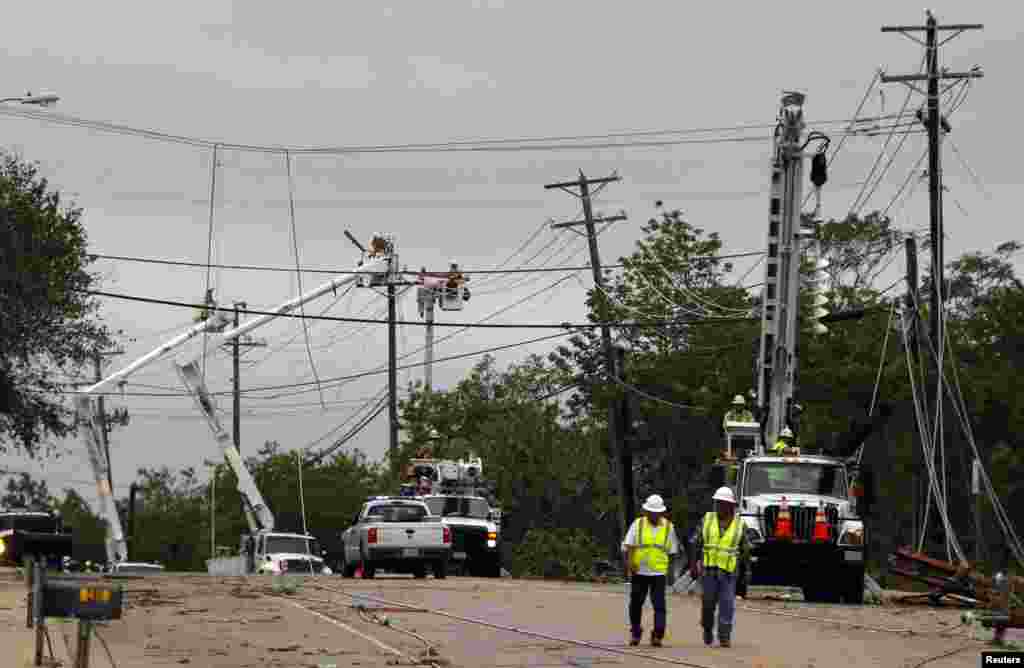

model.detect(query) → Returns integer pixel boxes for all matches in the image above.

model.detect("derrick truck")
[706,91,867,604]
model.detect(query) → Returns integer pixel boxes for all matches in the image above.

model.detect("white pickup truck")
[339,498,451,579]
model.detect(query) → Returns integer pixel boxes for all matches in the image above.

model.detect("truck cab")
[419,494,502,577]
[736,452,866,603]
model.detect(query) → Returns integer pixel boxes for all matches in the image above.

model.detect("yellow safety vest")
[630,517,672,575]
[702,512,742,574]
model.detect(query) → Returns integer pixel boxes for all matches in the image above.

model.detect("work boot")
[651,631,663,647]
[703,628,713,646]
[719,637,731,648]
[629,627,642,646]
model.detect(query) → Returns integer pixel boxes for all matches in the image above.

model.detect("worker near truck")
[770,426,795,454]
[691,486,750,648]
[621,494,680,647]
[722,394,754,426]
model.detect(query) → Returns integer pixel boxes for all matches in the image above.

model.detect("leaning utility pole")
[544,172,631,530]
[881,11,983,550]
[92,348,125,505]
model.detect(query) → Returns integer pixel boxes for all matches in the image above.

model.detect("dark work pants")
[628,574,667,637]
[701,569,738,642]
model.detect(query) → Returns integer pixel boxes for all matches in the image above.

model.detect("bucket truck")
[716,92,866,604]
[78,239,393,576]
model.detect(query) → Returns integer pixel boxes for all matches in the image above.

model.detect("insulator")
[810,152,827,188]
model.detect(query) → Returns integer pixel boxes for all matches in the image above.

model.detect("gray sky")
[0,0,1019,512]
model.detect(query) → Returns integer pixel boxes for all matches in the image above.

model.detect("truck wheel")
[843,568,865,604]
[361,561,376,579]
[413,563,427,579]
[433,560,448,579]
[483,559,501,578]
[342,561,357,578]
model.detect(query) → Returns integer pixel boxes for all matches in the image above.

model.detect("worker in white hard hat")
[690,486,750,648]
[621,494,680,647]
[722,394,755,427]
[771,426,795,455]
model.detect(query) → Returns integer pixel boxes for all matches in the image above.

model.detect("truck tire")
[433,559,448,579]
[342,561,358,578]
[413,563,428,579]
[482,558,501,578]
[360,561,376,579]
[842,568,865,604]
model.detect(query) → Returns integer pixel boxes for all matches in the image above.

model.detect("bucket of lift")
[440,283,468,311]
[723,420,761,459]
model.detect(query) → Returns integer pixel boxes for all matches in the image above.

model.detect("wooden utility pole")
[905,236,923,547]
[388,280,399,466]
[881,11,983,551]
[544,172,631,531]
[224,302,267,459]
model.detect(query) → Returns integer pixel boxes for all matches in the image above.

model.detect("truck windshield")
[744,462,846,498]
[423,497,489,519]
[264,536,312,555]
[366,504,428,522]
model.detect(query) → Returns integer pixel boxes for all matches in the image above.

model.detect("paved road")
[0,570,993,667]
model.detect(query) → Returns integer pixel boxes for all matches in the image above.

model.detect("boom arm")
[176,360,271,533]
[73,395,128,564]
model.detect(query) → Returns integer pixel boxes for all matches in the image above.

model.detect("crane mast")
[756,91,808,452]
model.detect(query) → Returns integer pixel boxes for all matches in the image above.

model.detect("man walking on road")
[622,494,680,647]
[691,486,750,647]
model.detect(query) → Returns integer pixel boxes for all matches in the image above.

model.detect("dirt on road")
[0,569,1005,667]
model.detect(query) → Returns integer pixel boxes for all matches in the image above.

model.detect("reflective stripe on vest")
[630,517,672,574]
[702,512,742,573]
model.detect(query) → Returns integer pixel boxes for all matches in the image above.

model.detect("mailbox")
[41,578,124,621]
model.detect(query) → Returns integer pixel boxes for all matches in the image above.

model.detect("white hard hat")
[732,395,745,405]
[642,494,667,513]
[712,486,736,504]
[780,427,794,438]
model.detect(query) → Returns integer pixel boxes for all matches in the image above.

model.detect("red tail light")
[443,527,451,544]
[368,528,378,544]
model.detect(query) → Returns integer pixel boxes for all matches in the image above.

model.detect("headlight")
[321,566,333,575]
[838,527,864,546]
[0,538,5,555]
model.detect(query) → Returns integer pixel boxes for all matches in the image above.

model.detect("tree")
[1,471,55,510]
[56,488,107,563]
[0,151,113,457]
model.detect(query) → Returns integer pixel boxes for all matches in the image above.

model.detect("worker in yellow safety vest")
[690,486,750,648]
[771,426,795,454]
[621,494,680,647]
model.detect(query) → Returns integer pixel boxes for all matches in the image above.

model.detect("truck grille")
[763,504,839,541]
[283,559,319,572]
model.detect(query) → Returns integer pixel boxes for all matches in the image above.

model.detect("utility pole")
[224,302,267,458]
[92,348,125,513]
[545,172,631,532]
[881,11,983,552]
[416,264,471,394]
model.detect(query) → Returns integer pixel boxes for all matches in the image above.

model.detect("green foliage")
[511,528,603,579]
[1,472,56,510]
[55,488,106,562]
[0,151,113,457]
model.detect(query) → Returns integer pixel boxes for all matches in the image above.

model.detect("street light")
[0,92,59,107]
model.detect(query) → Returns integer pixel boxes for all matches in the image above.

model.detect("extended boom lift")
[77,244,391,567]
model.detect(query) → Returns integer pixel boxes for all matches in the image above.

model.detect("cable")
[79,288,759,330]
[307,399,388,464]
[608,375,694,411]
[92,624,120,668]
[0,105,906,155]
[284,150,324,408]
[307,584,717,668]
[86,249,766,276]
[200,144,220,384]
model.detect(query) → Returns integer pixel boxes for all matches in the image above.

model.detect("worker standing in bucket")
[691,486,750,647]
[621,494,681,647]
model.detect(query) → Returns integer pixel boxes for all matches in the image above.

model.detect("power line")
[79,289,759,329]
[86,250,766,275]
[0,106,908,155]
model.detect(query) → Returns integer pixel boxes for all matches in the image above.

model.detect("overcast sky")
[0,0,1019,513]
